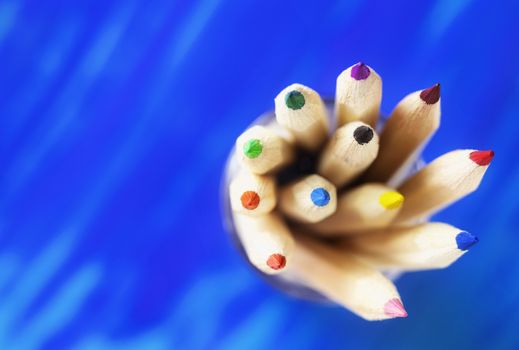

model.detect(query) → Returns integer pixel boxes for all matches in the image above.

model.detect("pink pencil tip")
[384,298,408,318]
[469,150,494,166]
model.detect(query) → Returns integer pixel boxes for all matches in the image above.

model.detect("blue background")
[1,0,518,349]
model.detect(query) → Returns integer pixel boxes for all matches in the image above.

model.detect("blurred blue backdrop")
[1,0,518,349]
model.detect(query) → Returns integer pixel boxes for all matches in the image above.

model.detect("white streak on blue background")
[215,299,289,350]
[0,254,20,295]
[72,268,253,350]
[1,1,137,205]
[2,18,81,146]
[423,0,474,40]
[0,230,76,345]
[9,264,101,350]
[0,1,19,45]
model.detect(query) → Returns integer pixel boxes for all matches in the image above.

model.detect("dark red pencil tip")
[267,254,286,270]
[469,150,494,166]
[420,83,441,104]
[351,62,371,80]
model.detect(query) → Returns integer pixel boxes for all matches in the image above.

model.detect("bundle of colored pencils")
[227,62,494,321]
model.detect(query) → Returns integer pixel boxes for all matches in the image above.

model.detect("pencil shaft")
[308,183,404,235]
[275,84,328,151]
[236,124,294,174]
[395,149,493,224]
[363,86,441,183]
[279,174,337,223]
[317,122,379,187]
[229,170,276,215]
[344,222,476,270]
[335,63,382,128]
[234,212,294,274]
[287,236,406,320]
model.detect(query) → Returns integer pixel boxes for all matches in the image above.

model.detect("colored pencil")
[344,222,479,270]
[287,235,408,320]
[335,62,382,128]
[229,170,276,216]
[317,121,379,187]
[233,212,294,274]
[275,83,328,151]
[308,183,404,235]
[279,174,337,223]
[236,125,295,174]
[363,84,441,184]
[394,149,494,224]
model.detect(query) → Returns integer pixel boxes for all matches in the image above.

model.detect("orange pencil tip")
[267,254,286,270]
[240,191,260,210]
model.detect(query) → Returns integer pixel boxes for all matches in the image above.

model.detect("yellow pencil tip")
[379,191,404,209]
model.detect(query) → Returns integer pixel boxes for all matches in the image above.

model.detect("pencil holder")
[221,100,424,303]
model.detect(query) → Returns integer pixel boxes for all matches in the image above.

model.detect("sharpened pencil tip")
[419,83,441,104]
[351,62,371,80]
[469,150,494,166]
[384,298,408,318]
[310,187,331,207]
[379,191,405,209]
[353,125,374,145]
[267,254,286,270]
[243,139,263,159]
[240,191,260,210]
[285,90,306,110]
[456,231,479,251]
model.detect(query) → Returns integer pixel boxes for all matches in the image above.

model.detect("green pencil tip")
[285,90,305,110]
[243,139,263,159]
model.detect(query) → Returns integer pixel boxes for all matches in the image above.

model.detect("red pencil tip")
[469,150,494,166]
[240,191,260,210]
[384,298,408,318]
[419,83,441,104]
[267,254,286,270]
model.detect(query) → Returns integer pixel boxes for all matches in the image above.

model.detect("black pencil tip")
[353,125,374,145]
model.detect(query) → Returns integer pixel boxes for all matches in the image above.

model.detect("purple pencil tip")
[351,62,371,80]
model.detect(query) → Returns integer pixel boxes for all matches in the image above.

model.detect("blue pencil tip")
[456,231,479,251]
[310,188,330,207]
